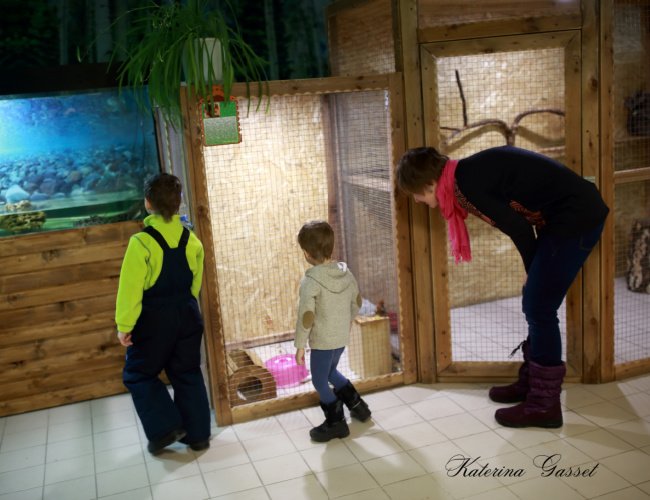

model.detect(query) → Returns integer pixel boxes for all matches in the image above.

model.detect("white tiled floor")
[2,374,650,499]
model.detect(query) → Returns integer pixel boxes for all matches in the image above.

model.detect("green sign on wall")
[202,99,241,146]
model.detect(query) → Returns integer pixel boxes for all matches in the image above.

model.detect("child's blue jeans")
[310,347,349,404]
[523,222,605,366]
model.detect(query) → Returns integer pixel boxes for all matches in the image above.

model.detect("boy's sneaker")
[147,428,187,455]
[180,436,211,452]
[188,440,210,451]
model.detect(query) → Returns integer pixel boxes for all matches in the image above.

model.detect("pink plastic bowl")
[265,354,309,388]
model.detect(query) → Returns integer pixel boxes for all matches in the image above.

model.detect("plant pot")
[182,37,223,85]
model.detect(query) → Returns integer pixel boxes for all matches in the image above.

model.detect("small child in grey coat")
[294,220,372,442]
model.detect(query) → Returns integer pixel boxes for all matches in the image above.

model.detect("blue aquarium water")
[0,87,160,236]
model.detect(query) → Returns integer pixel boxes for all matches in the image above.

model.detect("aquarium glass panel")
[0,88,161,236]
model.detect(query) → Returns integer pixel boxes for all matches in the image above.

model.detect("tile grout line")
[40,410,50,500]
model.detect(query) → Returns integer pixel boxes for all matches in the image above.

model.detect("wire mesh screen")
[612,0,650,365]
[328,0,395,76]
[614,182,650,364]
[202,90,399,408]
[435,47,567,362]
[333,91,401,374]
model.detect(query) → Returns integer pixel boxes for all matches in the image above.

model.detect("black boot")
[310,400,350,442]
[334,381,371,422]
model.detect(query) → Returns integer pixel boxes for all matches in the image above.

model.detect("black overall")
[123,226,210,444]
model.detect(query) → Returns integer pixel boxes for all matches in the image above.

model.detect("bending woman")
[396,145,609,428]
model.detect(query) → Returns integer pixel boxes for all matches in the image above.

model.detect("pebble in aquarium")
[0,88,160,235]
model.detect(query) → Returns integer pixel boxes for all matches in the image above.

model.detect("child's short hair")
[396,147,449,194]
[144,173,182,221]
[297,220,334,262]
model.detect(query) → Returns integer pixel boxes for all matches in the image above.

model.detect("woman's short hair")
[396,147,449,194]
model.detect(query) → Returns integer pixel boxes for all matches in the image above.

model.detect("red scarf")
[435,159,472,263]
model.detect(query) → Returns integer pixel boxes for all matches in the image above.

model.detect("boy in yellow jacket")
[116,173,210,454]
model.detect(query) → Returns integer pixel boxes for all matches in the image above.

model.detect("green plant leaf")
[81,0,269,128]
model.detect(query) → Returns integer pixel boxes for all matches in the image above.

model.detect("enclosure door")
[183,75,417,425]
[420,32,584,381]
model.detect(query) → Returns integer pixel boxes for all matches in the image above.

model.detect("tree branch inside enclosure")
[441,70,565,147]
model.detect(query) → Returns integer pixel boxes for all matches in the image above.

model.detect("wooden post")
[599,0,616,382]
[419,44,452,376]
[180,86,233,425]
[396,0,437,383]
[581,0,604,383]
[389,71,419,383]
[564,31,584,380]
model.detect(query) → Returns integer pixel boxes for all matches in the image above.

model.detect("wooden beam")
[421,31,580,58]
[419,45,453,378]
[418,14,582,43]
[389,71,418,384]
[599,0,616,383]
[615,358,650,380]
[437,362,582,383]
[564,31,584,380]
[581,0,603,384]
[231,75,392,98]
[614,167,650,184]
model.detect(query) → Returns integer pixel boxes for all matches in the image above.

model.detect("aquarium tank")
[0,87,160,236]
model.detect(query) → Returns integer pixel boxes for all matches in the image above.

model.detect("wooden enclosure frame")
[600,0,650,381]
[392,0,650,384]
[419,31,586,382]
[181,74,417,425]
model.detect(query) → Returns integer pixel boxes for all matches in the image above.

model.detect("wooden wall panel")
[0,221,140,416]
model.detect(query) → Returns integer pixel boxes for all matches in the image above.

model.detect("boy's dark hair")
[144,173,182,221]
[396,147,449,194]
[297,220,335,262]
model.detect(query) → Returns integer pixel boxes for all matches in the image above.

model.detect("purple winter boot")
[489,340,530,403]
[494,361,565,428]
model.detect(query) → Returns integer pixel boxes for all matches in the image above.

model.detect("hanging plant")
[80,0,269,127]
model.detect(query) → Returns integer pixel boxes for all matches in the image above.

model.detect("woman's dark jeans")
[523,223,605,366]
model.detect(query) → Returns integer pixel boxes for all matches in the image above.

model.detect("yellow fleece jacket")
[115,214,204,333]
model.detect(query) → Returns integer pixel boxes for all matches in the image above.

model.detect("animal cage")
[323,0,650,386]
[182,75,416,424]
